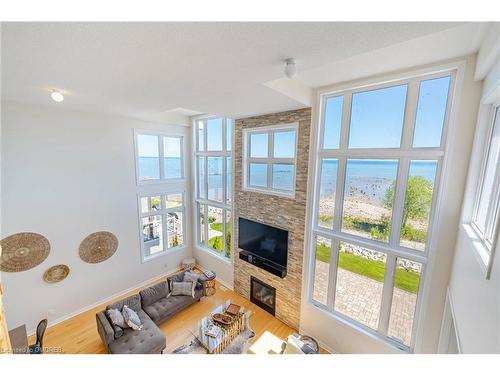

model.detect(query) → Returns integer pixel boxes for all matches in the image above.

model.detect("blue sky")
[137,134,181,158]
[324,76,450,149]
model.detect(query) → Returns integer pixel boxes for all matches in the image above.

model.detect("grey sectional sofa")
[96,270,206,354]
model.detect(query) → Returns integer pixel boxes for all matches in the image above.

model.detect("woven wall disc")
[0,232,50,272]
[43,264,70,283]
[79,231,118,264]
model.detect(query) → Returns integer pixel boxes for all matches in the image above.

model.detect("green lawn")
[315,243,420,294]
[208,221,231,257]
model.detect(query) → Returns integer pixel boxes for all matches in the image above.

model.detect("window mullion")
[389,158,410,247]
[333,158,347,232]
[339,93,352,150]
[378,254,396,335]
[162,212,168,252]
[204,155,209,201]
[158,136,165,180]
[327,238,340,310]
[401,80,419,150]
[268,132,274,188]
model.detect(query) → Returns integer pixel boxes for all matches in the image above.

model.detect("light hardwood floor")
[29,272,307,354]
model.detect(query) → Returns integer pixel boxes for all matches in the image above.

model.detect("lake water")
[140,157,437,204]
[320,159,437,203]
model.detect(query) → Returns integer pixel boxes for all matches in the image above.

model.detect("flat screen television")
[238,218,288,268]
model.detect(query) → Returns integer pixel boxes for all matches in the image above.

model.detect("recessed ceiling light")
[50,90,64,103]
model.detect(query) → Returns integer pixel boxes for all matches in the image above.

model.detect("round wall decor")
[0,232,50,272]
[79,231,118,264]
[43,264,70,283]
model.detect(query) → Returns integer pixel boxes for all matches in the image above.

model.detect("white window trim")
[138,191,187,263]
[134,129,185,185]
[466,101,500,278]
[305,63,461,352]
[193,115,233,261]
[242,122,299,198]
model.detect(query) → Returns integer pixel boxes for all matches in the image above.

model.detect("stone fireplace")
[250,276,276,316]
[233,107,311,329]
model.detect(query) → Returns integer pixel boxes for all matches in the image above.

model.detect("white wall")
[194,249,234,289]
[299,56,482,354]
[447,25,500,353]
[1,101,192,333]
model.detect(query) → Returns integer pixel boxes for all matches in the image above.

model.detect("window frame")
[193,116,233,261]
[138,191,187,263]
[307,67,458,352]
[470,103,500,276]
[242,122,299,198]
[134,129,185,185]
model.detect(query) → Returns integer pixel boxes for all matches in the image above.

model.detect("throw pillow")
[122,305,143,331]
[170,281,195,298]
[183,270,202,289]
[112,324,123,339]
[106,308,127,328]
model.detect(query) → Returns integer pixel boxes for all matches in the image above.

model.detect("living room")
[1,2,500,372]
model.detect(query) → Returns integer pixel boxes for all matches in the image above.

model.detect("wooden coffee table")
[192,300,245,354]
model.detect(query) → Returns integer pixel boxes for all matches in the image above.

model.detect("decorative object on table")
[29,319,47,354]
[79,231,118,264]
[225,303,241,316]
[172,305,254,354]
[204,321,222,338]
[203,270,216,296]
[212,313,233,325]
[0,232,50,272]
[43,264,70,283]
[203,270,216,279]
[181,257,196,270]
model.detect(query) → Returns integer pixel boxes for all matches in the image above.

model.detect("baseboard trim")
[27,267,182,336]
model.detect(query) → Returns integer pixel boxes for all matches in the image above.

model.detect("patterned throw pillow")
[183,270,202,289]
[170,281,195,298]
[106,308,128,328]
[122,305,143,331]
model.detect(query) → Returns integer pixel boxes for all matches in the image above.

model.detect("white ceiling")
[0,22,487,121]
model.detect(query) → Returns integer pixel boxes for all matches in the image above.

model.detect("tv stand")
[238,250,287,278]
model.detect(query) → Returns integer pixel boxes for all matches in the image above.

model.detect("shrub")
[400,225,427,242]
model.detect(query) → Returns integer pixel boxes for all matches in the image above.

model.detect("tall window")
[135,131,184,183]
[139,192,185,260]
[242,124,298,197]
[310,71,454,350]
[471,105,500,267]
[195,117,233,259]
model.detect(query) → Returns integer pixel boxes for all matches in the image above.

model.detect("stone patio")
[313,260,417,346]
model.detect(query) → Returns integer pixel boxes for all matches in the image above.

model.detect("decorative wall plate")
[79,231,118,264]
[0,232,50,272]
[43,264,70,283]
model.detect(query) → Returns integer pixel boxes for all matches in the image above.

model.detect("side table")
[203,271,216,296]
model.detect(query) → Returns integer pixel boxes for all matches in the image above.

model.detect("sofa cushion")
[144,290,202,324]
[108,311,165,354]
[140,281,168,307]
[107,294,141,313]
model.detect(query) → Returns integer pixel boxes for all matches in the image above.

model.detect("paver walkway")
[313,260,416,346]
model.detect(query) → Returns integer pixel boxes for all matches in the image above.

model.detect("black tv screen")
[238,218,288,267]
